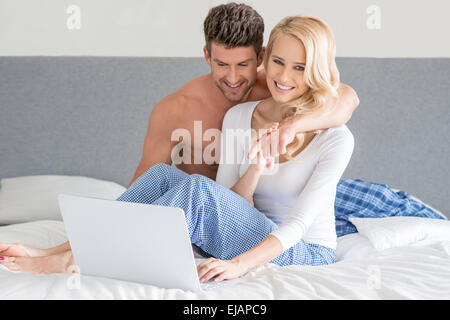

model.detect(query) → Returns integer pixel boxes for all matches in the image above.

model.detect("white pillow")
[349,216,450,251]
[0,175,126,224]
[0,220,68,249]
[336,233,376,261]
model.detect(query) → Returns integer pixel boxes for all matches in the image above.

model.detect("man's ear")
[203,46,212,67]
[257,47,266,67]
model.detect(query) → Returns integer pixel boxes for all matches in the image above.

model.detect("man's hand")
[197,257,250,282]
[276,118,297,154]
[248,120,297,161]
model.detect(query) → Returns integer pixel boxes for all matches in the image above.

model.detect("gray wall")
[0,57,449,217]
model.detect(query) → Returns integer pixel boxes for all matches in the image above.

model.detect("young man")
[0,3,359,274]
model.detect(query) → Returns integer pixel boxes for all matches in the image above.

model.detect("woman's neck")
[258,97,291,123]
[253,97,317,164]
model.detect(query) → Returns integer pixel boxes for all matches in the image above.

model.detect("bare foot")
[0,242,47,258]
[0,250,75,274]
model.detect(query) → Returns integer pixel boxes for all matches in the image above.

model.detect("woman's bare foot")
[0,250,75,274]
[0,241,71,260]
[0,242,47,258]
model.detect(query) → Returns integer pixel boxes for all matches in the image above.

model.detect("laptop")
[58,193,221,292]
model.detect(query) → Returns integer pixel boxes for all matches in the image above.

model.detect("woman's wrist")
[231,255,254,273]
[249,163,265,175]
[231,235,283,273]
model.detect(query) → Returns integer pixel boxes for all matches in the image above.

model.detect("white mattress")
[1,220,449,299]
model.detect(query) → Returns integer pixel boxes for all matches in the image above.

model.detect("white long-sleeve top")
[216,100,354,251]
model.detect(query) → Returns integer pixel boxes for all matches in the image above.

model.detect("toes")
[0,256,16,263]
[1,259,17,271]
[4,263,20,272]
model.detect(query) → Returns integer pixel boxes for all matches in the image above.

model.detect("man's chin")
[219,86,252,103]
[223,93,247,103]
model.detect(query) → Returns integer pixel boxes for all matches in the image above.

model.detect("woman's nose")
[279,67,292,83]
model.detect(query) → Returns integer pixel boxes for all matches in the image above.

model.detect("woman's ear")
[203,46,212,67]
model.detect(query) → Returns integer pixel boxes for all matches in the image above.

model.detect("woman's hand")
[229,125,280,206]
[248,123,279,171]
[197,257,250,282]
[248,120,297,161]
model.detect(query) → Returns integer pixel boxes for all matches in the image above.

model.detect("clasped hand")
[248,120,296,171]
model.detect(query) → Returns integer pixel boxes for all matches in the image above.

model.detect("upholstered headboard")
[1,57,449,216]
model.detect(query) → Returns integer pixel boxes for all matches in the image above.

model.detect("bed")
[1,218,449,299]
[1,57,449,299]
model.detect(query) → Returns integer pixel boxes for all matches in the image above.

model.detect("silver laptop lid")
[58,193,202,292]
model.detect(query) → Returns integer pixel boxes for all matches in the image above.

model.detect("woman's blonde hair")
[263,15,340,160]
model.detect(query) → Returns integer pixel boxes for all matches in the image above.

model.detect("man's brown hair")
[203,2,264,56]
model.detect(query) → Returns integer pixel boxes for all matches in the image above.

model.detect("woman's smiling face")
[266,34,309,104]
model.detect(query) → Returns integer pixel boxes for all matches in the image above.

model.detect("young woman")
[0,15,354,282]
[196,15,354,281]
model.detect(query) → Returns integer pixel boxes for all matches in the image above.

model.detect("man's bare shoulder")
[179,74,210,92]
[155,75,208,114]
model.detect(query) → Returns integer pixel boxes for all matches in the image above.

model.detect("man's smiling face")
[204,41,263,103]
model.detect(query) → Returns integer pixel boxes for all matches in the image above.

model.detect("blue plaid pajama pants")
[116,163,336,267]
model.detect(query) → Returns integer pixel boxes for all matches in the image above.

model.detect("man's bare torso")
[169,71,270,180]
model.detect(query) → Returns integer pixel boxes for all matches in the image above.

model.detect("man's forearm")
[127,165,146,188]
[127,163,153,188]
[285,83,359,134]
[127,172,140,188]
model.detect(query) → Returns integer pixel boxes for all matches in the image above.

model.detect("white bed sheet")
[1,220,449,299]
